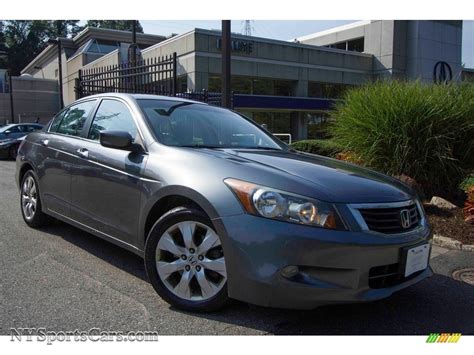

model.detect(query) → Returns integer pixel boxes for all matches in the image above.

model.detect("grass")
[331,81,474,197]
[290,139,343,157]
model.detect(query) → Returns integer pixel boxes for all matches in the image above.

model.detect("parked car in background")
[0,123,43,159]
[16,94,432,312]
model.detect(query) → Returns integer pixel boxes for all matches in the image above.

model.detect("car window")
[3,125,20,134]
[138,99,283,149]
[56,100,96,137]
[0,125,14,133]
[26,125,41,132]
[49,109,69,132]
[88,99,138,141]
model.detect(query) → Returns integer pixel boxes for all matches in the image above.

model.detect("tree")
[47,20,83,39]
[1,20,83,75]
[2,21,50,75]
[0,22,7,68]
[86,20,143,33]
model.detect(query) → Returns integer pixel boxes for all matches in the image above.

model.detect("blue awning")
[233,94,336,111]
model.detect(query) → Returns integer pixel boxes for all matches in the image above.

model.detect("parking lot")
[0,159,473,335]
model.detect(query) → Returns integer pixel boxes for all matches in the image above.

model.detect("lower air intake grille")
[368,263,423,289]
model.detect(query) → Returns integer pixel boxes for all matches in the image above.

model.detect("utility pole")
[8,70,14,123]
[221,20,231,109]
[243,20,253,36]
[131,20,137,65]
[57,40,64,109]
[47,38,64,109]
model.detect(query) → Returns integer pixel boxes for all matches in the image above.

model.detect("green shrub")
[332,81,474,197]
[460,176,474,192]
[290,139,343,157]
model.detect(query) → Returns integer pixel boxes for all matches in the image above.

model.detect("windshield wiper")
[180,145,226,149]
[239,146,282,151]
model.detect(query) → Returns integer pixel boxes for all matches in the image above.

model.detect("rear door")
[38,100,97,217]
[70,98,148,246]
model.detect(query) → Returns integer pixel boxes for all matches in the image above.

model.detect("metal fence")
[75,53,177,99]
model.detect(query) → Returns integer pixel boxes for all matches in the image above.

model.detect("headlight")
[224,178,346,230]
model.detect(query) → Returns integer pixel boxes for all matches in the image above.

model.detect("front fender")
[138,185,228,249]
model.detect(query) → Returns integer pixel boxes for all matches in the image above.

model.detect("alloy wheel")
[156,221,227,301]
[21,176,37,221]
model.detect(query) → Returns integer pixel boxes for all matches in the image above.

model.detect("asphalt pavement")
[0,160,473,335]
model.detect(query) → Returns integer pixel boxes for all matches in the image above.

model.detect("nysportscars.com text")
[10,328,159,345]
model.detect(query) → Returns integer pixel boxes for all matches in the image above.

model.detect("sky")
[137,20,474,68]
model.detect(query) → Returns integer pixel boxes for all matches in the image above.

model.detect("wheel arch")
[140,186,222,249]
[18,161,35,186]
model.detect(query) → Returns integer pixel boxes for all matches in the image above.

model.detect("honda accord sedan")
[15,93,432,312]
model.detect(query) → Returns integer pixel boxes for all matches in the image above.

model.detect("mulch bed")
[424,204,474,245]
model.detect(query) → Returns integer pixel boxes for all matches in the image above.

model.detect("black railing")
[75,52,177,99]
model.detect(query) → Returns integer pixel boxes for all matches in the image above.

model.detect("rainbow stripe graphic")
[426,333,462,343]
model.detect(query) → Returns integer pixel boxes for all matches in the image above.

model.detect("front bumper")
[213,213,432,309]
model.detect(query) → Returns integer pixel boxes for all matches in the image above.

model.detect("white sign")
[405,244,430,277]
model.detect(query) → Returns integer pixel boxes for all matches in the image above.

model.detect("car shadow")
[40,218,147,282]
[178,274,474,335]
[40,219,474,335]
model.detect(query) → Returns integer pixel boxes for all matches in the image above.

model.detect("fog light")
[281,265,299,278]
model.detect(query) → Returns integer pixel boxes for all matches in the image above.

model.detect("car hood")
[220,149,414,203]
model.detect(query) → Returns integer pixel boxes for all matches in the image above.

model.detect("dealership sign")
[433,61,453,84]
[216,38,254,54]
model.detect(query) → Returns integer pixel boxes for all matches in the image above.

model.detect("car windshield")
[0,125,14,133]
[138,99,285,150]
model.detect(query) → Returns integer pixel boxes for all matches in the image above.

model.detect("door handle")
[40,139,49,147]
[76,148,89,159]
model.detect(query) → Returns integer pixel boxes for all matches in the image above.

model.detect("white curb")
[432,234,474,252]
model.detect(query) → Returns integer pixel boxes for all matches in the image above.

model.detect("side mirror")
[4,130,11,135]
[99,130,133,151]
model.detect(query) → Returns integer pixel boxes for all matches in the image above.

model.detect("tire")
[145,207,230,312]
[20,170,47,228]
[8,144,18,160]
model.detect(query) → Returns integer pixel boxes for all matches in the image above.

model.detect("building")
[0,70,60,125]
[21,20,465,140]
[21,27,166,106]
[296,20,463,81]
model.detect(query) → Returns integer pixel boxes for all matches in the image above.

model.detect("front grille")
[358,203,420,234]
[368,263,423,289]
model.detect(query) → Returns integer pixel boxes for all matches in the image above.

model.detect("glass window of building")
[243,111,291,135]
[347,38,364,52]
[177,75,188,92]
[87,39,120,54]
[308,82,354,99]
[306,112,332,140]
[208,75,294,96]
[325,37,364,53]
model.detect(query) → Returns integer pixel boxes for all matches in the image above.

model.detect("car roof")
[75,93,206,105]
[3,123,42,127]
